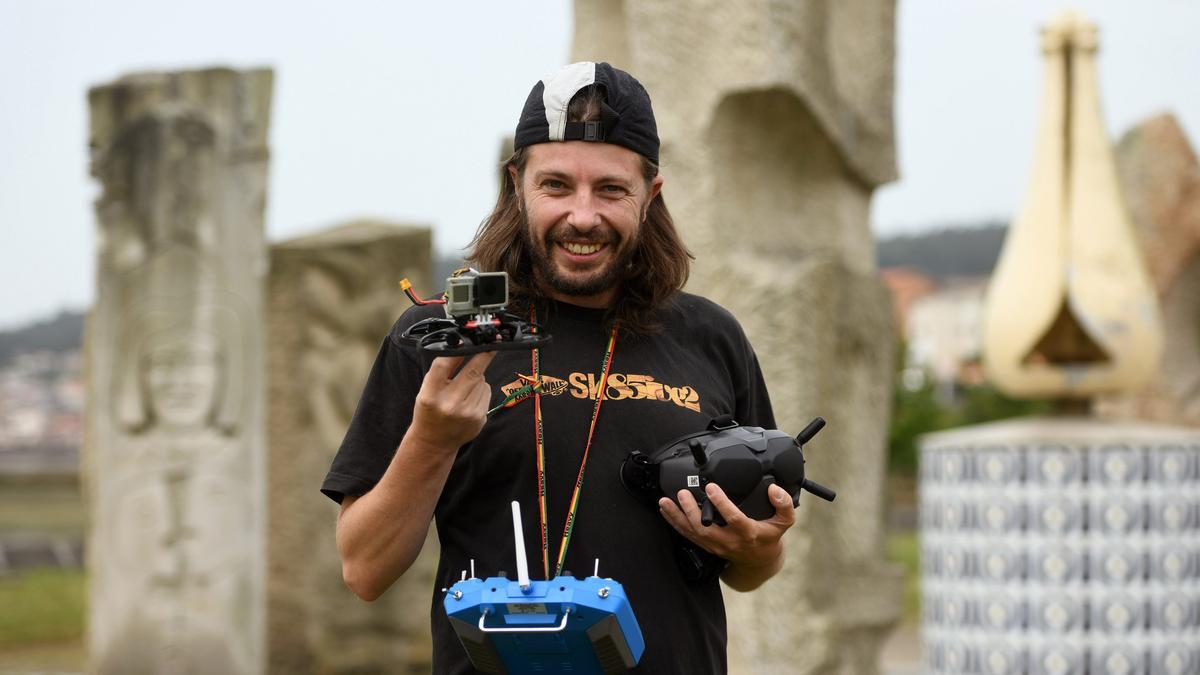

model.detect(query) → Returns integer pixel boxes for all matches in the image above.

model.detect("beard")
[522,217,639,299]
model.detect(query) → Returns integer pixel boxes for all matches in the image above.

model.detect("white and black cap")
[514,61,659,165]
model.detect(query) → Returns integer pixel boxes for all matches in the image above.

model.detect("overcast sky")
[1,1,1197,330]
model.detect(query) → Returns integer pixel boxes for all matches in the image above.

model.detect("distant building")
[880,266,937,339]
[0,349,82,450]
[905,277,989,389]
[2,406,48,444]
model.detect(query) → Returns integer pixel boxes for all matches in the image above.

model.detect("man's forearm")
[719,541,785,592]
[336,433,458,601]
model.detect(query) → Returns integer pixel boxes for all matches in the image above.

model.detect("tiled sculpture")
[922,420,1200,675]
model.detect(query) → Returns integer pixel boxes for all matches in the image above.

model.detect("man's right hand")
[409,350,497,452]
[337,349,497,601]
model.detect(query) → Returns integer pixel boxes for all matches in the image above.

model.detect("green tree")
[887,344,1049,477]
[888,375,949,476]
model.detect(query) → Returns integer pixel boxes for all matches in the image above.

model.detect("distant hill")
[436,225,1010,289]
[0,227,1004,365]
[877,222,1007,280]
[0,310,85,366]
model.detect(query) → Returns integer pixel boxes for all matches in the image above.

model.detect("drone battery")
[444,575,644,675]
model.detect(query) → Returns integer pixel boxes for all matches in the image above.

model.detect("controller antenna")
[511,501,531,592]
[795,417,826,445]
[802,479,837,502]
[794,417,836,501]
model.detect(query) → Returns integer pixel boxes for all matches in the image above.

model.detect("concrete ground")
[881,619,922,675]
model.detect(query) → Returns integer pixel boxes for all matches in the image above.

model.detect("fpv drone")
[398,270,551,356]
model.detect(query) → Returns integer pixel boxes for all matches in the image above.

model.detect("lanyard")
[532,318,620,579]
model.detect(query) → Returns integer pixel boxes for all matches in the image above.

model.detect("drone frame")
[400,311,552,356]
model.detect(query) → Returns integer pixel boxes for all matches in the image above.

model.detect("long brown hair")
[466,87,693,335]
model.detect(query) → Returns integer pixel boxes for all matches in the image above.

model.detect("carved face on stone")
[140,332,223,430]
[512,141,663,307]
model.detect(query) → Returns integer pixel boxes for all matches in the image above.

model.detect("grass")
[0,476,85,535]
[0,475,88,666]
[0,568,86,647]
[886,530,921,620]
[0,473,923,646]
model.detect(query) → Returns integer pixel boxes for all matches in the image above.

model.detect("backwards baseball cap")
[513,61,660,165]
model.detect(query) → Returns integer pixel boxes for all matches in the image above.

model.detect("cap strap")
[563,121,605,142]
[562,104,621,143]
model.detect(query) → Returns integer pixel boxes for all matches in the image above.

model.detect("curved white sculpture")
[984,11,1162,398]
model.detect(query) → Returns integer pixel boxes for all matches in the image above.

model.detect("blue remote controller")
[443,502,645,674]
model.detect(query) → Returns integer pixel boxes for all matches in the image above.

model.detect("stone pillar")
[573,2,902,673]
[266,221,437,674]
[85,67,273,674]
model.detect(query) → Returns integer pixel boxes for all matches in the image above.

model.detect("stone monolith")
[266,221,437,674]
[1097,114,1200,427]
[573,2,903,673]
[85,67,273,674]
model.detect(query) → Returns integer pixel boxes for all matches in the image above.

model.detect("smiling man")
[322,62,795,674]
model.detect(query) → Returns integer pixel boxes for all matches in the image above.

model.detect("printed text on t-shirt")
[499,373,702,412]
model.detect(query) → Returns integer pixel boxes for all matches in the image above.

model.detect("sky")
[0,1,1197,330]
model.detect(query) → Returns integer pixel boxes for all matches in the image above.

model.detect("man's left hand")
[658,483,796,590]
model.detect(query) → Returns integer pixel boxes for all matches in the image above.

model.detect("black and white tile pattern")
[921,420,1200,675]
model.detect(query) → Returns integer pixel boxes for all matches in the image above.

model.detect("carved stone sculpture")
[1097,114,1200,427]
[266,221,436,674]
[573,2,902,672]
[85,67,273,674]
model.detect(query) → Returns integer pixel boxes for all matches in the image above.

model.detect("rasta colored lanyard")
[532,318,620,579]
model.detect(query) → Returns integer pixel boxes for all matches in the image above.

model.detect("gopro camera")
[444,270,508,318]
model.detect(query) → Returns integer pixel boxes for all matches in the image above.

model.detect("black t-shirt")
[321,292,775,674]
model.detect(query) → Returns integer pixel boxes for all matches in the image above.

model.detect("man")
[322,62,796,674]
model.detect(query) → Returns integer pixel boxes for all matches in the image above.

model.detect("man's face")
[513,141,663,306]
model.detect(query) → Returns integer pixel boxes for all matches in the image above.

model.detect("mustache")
[546,224,616,245]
